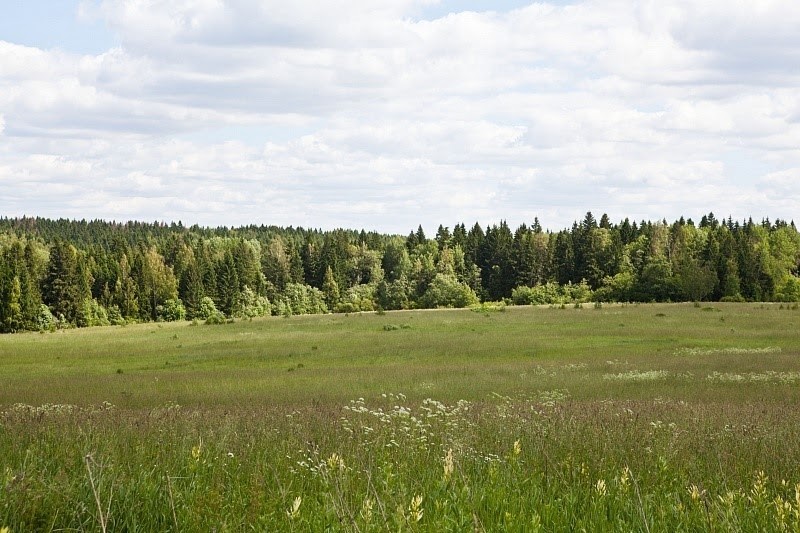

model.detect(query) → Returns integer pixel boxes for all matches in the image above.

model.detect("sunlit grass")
[1,303,800,530]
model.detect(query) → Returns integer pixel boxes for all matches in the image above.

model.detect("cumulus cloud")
[1,1,799,232]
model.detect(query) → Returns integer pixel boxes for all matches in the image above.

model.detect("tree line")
[0,212,798,332]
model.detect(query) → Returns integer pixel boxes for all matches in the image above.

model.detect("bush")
[276,284,328,316]
[157,298,187,322]
[595,272,635,303]
[471,301,506,313]
[775,276,800,302]
[376,278,412,311]
[78,298,110,328]
[335,284,377,313]
[512,281,593,305]
[420,274,479,309]
[204,311,227,325]
[35,304,58,332]
[235,286,271,319]
[107,305,128,326]
[195,297,222,321]
[511,283,561,305]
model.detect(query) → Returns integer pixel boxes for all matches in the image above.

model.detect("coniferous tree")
[321,265,340,310]
[216,250,240,316]
[42,241,85,325]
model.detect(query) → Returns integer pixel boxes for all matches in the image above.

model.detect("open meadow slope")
[2,303,800,531]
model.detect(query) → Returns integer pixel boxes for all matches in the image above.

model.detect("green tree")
[216,250,240,316]
[420,274,479,308]
[321,265,340,310]
[114,253,139,320]
[138,247,178,321]
[381,238,411,282]
[42,241,89,325]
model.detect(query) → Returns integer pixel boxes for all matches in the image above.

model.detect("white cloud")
[1,1,799,231]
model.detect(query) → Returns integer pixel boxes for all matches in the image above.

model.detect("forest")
[0,212,798,333]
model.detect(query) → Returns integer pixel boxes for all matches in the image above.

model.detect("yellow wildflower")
[443,448,454,481]
[191,444,201,461]
[361,498,373,523]
[688,484,706,503]
[618,466,631,492]
[326,453,345,472]
[513,439,521,457]
[287,496,302,520]
[408,495,424,523]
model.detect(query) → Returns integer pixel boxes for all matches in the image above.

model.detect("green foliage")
[376,277,411,310]
[2,214,800,334]
[34,303,57,331]
[511,282,562,305]
[78,298,111,327]
[157,298,187,322]
[42,241,90,326]
[419,274,479,308]
[775,276,800,302]
[594,271,636,302]
[470,301,507,313]
[512,280,592,305]
[321,265,340,310]
[195,296,221,321]
[334,283,376,313]
[204,311,227,325]
[233,286,271,319]
[276,283,328,316]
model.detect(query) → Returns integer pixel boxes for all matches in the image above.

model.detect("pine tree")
[42,241,84,325]
[217,250,240,316]
[321,265,340,310]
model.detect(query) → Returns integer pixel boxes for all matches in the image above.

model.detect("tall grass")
[2,303,800,530]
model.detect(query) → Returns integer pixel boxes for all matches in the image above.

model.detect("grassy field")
[1,303,800,531]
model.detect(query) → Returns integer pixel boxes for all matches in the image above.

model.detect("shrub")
[276,283,328,316]
[335,284,377,313]
[106,305,127,326]
[157,298,187,322]
[35,304,58,332]
[196,297,222,321]
[471,301,506,313]
[512,281,593,305]
[775,276,800,302]
[205,311,227,325]
[420,274,479,308]
[77,298,110,328]
[235,286,271,319]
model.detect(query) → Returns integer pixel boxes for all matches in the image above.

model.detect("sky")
[1,1,799,235]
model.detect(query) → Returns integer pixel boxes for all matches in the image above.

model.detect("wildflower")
[326,453,345,472]
[361,498,373,523]
[513,440,522,457]
[408,495,424,523]
[595,479,607,497]
[191,442,202,461]
[774,496,791,527]
[1,527,10,533]
[688,484,706,503]
[618,466,631,493]
[443,448,454,481]
[718,490,738,506]
[750,471,768,503]
[287,496,302,520]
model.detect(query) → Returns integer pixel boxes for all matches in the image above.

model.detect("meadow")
[1,302,800,531]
